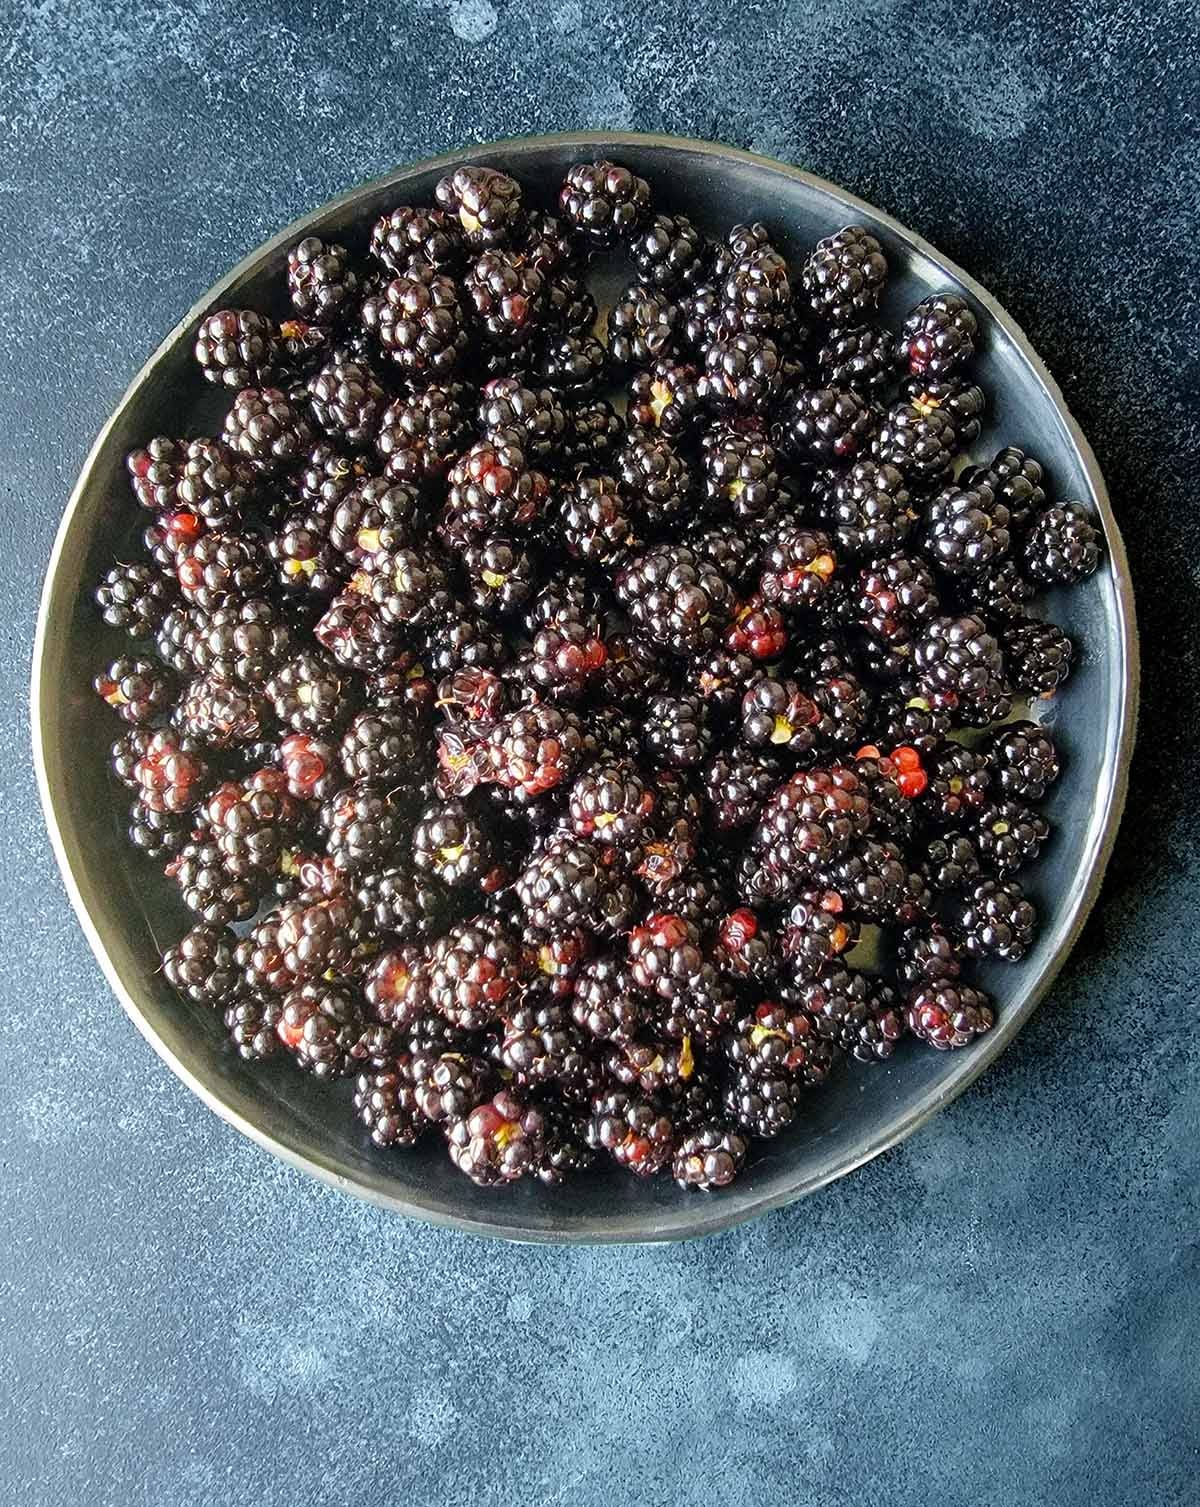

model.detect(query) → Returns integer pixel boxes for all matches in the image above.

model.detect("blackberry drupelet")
[559,159,651,246]
[801,224,888,325]
[897,293,978,378]
[1023,503,1102,585]
[287,237,359,323]
[988,720,1060,802]
[195,309,276,389]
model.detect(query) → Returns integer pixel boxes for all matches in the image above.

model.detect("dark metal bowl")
[32,132,1138,1243]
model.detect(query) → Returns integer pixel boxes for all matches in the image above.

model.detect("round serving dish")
[32,131,1138,1243]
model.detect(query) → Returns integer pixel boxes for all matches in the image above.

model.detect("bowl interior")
[34,135,1136,1242]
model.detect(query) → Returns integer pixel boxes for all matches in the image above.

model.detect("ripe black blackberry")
[567,761,655,848]
[354,864,448,940]
[826,838,931,924]
[871,401,958,484]
[959,446,1045,529]
[727,1000,834,1086]
[777,385,875,463]
[329,476,421,563]
[615,543,734,658]
[989,720,1060,802]
[749,766,872,894]
[224,993,284,1060]
[628,212,707,290]
[905,980,994,1050]
[543,271,598,333]
[203,770,300,876]
[723,1069,800,1139]
[956,556,1035,621]
[954,877,1036,961]
[925,741,993,826]
[365,946,435,1029]
[194,309,276,389]
[144,436,255,528]
[607,284,679,369]
[130,726,208,814]
[696,331,783,416]
[361,548,449,633]
[266,512,343,599]
[655,867,733,939]
[724,596,788,662]
[644,694,711,769]
[897,293,978,378]
[299,443,373,518]
[701,747,781,831]
[444,434,549,539]
[817,323,895,394]
[627,361,702,438]
[166,838,262,924]
[855,553,941,645]
[517,208,582,276]
[188,597,291,685]
[376,385,472,485]
[973,801,1049,876]
[266,651,349,733]
[920,832,983,893]
[739,677,817,756]
[670,1122,747,1189]
[615,429,693,528]
[901,378,987,448]
[353,1061,428,1147]
[163,923,240,1008]
[516,834,635,937]
[597,633,667,711]
[429,913,531,1030]
[801,224,888,324]
[782,965,890,1058]
[498,999,595,1099]
[535,330,608,394]
[557,472,634,567]
[411,800,489,887]
[125,435,185,511]
[465,248,547,345]
[406,1047,489,1124]
[758,525,838,612]
[569,956,647,1044]
[318,781,399,873]
[178,673,265,748]
[712,906,777,984]
[361,265,469,382]
[533,1106,596,1185]
[222,386,313,472]
[699,423,780,522]
[273,891,362,984]
[306,352,386,450]
[370,204,465,273]
[1001,618,1074,694]
[822,460,916,561]
[314,593,400,674]
[477,378,566,462]
[93,656,174,725]
[559,159,650,245]
[779,889,856,981]
[895,923,963,988]
[587,1090,674,1176]
[452,536,532,620]
[435,165,523,247]
[127,796,189,860]
[913,614,1005,713]
[484,703,587,801]
[924,481,1011,577]
[719,245,792,336]
[110,727,158,789]
[174,532,267,615]
[1023,503,1102,586]
[95,562,176,638]
[287,237,359,323]
[277,982,365,1079]
[447,1090,545,1185]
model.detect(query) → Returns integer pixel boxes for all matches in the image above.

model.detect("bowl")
[33,131,1138,1243]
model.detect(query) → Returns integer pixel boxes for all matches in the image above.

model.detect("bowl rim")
[31,129,1140,1244]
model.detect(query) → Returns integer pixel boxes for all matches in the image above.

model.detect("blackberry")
[543,272,598,333]
[535,331,608,394]
[626,911,706,998]
[794,966,900,1063]
[195,309,276,389]
[430,914,531,1029]
[701,747,781,831]
[516,834,635,937]
[567,761,655,847]
[365,946,436,1029]
[269,515,344,604]
[697,331,782,414]
[720,246,791,336]
[817,323,895,394]
[274,892,361,983]
[125,435,185,511]
[900,378,987,448]
[588,1090,674,1176]
[628,212,706,290]
[299,443,374,518]
[360,548,448,632]
[477,378,565,462]
[811,666,873,750]
[110,727,159,789]
[319,782,399,872]
[203,770,300,876]
[571,956,648,1043]
[616,430,693,528]
[147,436,255,527]
[222,386,313,472]
[607,283,679,368]
[354,1062,428,1147]
[671,1123,748,1189]
[425,607,510,680]
[988,720,1060,802]
[618,543,735,657]
[750,766,872,890]
[656,867,732,937]
[434,667,505,731]
[725,596,789,661]
[314,592,400,674]
[779,889,856,981]
[361,266,469,382]
[895,923,963,987]
[823,460,916,561]
[435,165,523,247]
[855,553,941,647]
[355,866,448,940]
[925,742,993,826]
[913,614,1005,713]
[1001,618,1074,695]
[95,562,176,638]
[556,472,634,566]
[1023,503,1102,586]
[411,800,489,887]
[163,923,240,1008]
[740,677,817,755]
[905,980,994,1050]
[714,906,778,985]
[455,535,533,617]
[924,481,1011,577]
[306,353,387,449]
[498,1000,595,1098]
[727,1000,833,1085]
[377,385,472,485]
[897,293,978,378]
[957,556,1036,621]
[604,1035,697,1099]
[801,225,887,324]
[166,838,261,924]
[723,1069,800,1138]
[277,982,365,1079]
[920,832,983,893]
[601,632,670,709]
[526,610,607,702]
[700,424,780,521]
[871,402,958,484]
[224,993,284,1060]
[974,801,1049,875]
[826,838,931,924]
[94,656,174,725]
[534,1106,596,1184]
[178,674,265,748]
[176,532,268,613]
[518,209,582,276]
[267,651,349,733]
[959,446,1045,529]
[559,159,650,246]
[627,361,702,438]
[444,434,549,539]
[408,1048,489,1124]
[954,877,1036,961]
[447,1089,545,1185]
[329,477,421,562]
[127,796,189,860]
[777,385,875,463]
[143,511,207,574]
[644,694,711,769]
[465,249,547,344]
[187,597,291,686]
[370,204,464,273]
[287,237,359,323]
[758,526,838,612]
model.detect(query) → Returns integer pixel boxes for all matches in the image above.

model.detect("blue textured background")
[2,2,1197,1502]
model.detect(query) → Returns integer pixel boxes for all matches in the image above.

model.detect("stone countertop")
[1,3,1196,1503]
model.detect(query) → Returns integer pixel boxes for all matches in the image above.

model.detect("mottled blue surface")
[1,2,1197,1502]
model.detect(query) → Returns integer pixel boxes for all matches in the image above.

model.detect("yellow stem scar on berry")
[481,569,507,589]
[649,380,673,424]
[770,716,795,745]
